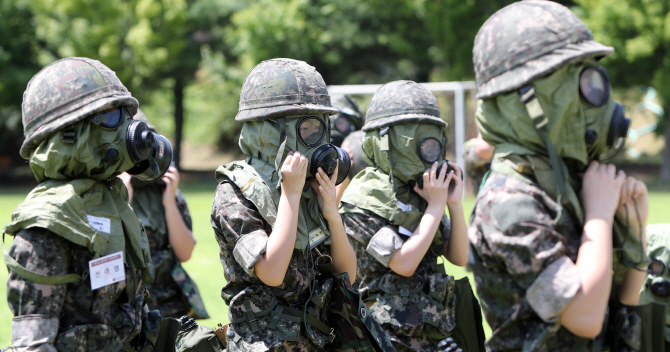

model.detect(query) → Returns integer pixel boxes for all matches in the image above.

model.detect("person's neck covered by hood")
[29,108,137,183]
[477,61,626,175]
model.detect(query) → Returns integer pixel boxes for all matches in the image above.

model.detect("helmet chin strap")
[379,126,398,194]
[518,85,569,225]
[274,117,288,190]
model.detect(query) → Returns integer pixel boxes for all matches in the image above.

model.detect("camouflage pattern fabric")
[235,58,338,121]
[132,182,209,319]
[463,138,491,195]
[20,57,138,159]
[326,271,396,352]
[473,0,613,99]
[362,81,446,132]
[468,172,606,351]
[7,227,150,351]
[210,179,334,351]
[341,209,455,352]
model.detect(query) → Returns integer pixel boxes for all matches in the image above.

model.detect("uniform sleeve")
[464,138,491,170]
[175,189,193,231]
[475,187,581,323]
[366,226,405,267]
[211,180,269,277]
[7,227,69,352]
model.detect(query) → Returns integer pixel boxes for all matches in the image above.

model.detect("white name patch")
[397,200,412,212]
[308,227,328,249]
[87,215,111,234]
[89,251,125,290]
[398,226,413,237]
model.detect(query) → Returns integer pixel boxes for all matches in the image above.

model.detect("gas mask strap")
[519,85,568,224]
[380,126,397,194]
[62,125,77,144]
[274,117,288,190]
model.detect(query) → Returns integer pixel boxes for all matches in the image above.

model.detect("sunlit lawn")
[2,180,670,347]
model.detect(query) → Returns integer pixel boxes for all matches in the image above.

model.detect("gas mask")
[88,107,173,182]
[329,107,358,147]
[645,257,670,298]
[362,123,450,187]
[579,65,630,161]
[295,115,351,185]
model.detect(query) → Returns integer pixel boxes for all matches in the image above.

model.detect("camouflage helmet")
[362,80,446,131]
[330,94,364,130]
[236,58,338,121]
[20,57,138,159]
[473,0,613,99]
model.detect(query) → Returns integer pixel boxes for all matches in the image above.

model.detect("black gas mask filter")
[297,116,351,185]
[125,119,174,181]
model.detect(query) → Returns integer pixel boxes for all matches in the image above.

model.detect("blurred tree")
[574,0,670,181]
[28,0,209,169]
[0,0,41,177]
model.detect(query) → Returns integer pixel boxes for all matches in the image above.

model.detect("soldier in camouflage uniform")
[638,224,670,351]
[119,110,209,320]
[330,95,370,203]
[4,57,174,351]
[210,58,393,351]
[339,80,473,352]
[468,1,651,351]
[329,94,364,148]
[462,133,493,195]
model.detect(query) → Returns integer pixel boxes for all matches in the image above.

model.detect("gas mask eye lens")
[334,116,352,133]
[650,257,666,277]
[419,137,442,163]
[93,108,124,128]
[298,117,326,147]
[579,67,610,107]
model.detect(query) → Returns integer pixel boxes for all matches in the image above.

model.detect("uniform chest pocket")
[369,272,457,339]
[370,273,425,337]
[424,272,456,338]
[226,285,301,351]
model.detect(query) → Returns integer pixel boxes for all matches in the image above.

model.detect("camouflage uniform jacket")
[463,138,491,196]
[211,177,334,351]
[468,172,605,351]
[132,184,208,319]
[7,227,150,352]
[341,205,455,352]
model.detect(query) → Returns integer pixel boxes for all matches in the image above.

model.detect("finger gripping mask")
[415,162,464,189]
[125,120,173,181]
[309,144,351,185]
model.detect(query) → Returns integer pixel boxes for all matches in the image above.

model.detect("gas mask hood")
[361,123,449,186]
[478,62,630,172]
[29,108,172,183]
[239,115,350,187]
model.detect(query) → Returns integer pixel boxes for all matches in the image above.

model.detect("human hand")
[581,161,626,222]
[616,176,649,238]
[280,151,308,198]
[162,166,180,207]
[446,162,464,207]
[118,172,133,203]
[311,163,340,221]
[414,161,453,210]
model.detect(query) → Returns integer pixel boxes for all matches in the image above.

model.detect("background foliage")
[0,0,666,171]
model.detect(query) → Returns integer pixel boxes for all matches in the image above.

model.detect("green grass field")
[1,181,670,348]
